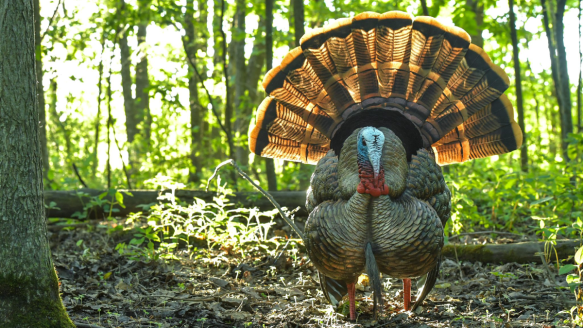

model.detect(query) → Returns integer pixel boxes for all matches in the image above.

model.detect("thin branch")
[40,0,62,41]
[206,159,305,241]
[72,163,88,188]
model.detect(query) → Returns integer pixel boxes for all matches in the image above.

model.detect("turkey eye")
[362,140,367,146]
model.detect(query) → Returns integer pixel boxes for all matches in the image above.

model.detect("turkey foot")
[403,278,411,311]
[347,282,356,320]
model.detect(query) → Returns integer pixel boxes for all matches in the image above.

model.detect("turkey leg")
[403,278,411,311]
[347,282,356,320]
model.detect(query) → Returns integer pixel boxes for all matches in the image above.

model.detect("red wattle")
[357,161,390,197]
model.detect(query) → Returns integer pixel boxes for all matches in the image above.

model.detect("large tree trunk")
[34,0,50,186]
[233,0,249,166]
[185,0,203,183]
[509,0,527,172]
[265,0,278,191]
[0,0,74,325]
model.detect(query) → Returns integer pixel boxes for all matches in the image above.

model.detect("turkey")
[248,11,522,320]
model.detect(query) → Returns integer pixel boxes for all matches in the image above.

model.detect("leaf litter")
[50,226,575,327]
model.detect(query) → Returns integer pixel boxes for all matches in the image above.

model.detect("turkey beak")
[368,144,382,179]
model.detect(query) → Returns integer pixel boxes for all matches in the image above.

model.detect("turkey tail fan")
[249,11,523,165]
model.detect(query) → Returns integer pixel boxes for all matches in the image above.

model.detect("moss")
[0,268,75,328]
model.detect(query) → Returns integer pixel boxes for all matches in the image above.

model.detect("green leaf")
[559,264,577,275]
[115,192,124,207]
[575,246,583,265]
[530,196,553,206]
[566,274,580,284]
[99,192,108,200]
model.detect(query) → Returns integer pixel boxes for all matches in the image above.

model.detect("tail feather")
[365,242,382,319]
[249,11,522,165]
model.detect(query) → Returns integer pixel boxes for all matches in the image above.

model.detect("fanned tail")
[249,11,522,165]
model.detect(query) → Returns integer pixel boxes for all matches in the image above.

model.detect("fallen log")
[44,189,308,219]
[441,239,581,264]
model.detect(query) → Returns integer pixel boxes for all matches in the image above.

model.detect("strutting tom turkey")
[248,11,522,320]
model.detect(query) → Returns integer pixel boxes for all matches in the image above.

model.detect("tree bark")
[233,0,249,166]
[292,0,305,46]
[0,0,74,325]
[184,0,203,183]
[34,0,50,186]
[44,189,309,219]
[265,0,278,191]
[509,0,527,172]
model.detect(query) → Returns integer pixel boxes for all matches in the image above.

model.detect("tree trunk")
[233,0,249,166]
[220,0,234,160]
[555,0,573,161]
[542,0,573,161]
[420,0,429,16]
[118,0,139,184]
[265,0,278,191]
[34,0,50,186]
[92,33,106,181]
[579,0,582,133]
[135,0,151,148]
[185,0,203,183]
[509,0,527,172]
[466,0,484,48]
[292,0,305,46]
[0,0,74,325]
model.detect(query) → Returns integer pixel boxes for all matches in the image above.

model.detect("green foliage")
[446,135,583,237]
[111,176,294,262]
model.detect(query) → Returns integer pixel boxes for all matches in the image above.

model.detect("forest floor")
[50,223,576,328]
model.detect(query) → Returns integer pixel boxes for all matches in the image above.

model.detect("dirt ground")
[49,225,576,328]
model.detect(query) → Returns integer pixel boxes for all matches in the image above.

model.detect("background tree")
[0,0,74,325]
[509,0,527,171]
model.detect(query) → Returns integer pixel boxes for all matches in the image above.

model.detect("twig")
[273,238,293,265]
[206,159,305,241]
[72,163,88,188]
[448,231,524,241]
[40,0,62,41]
